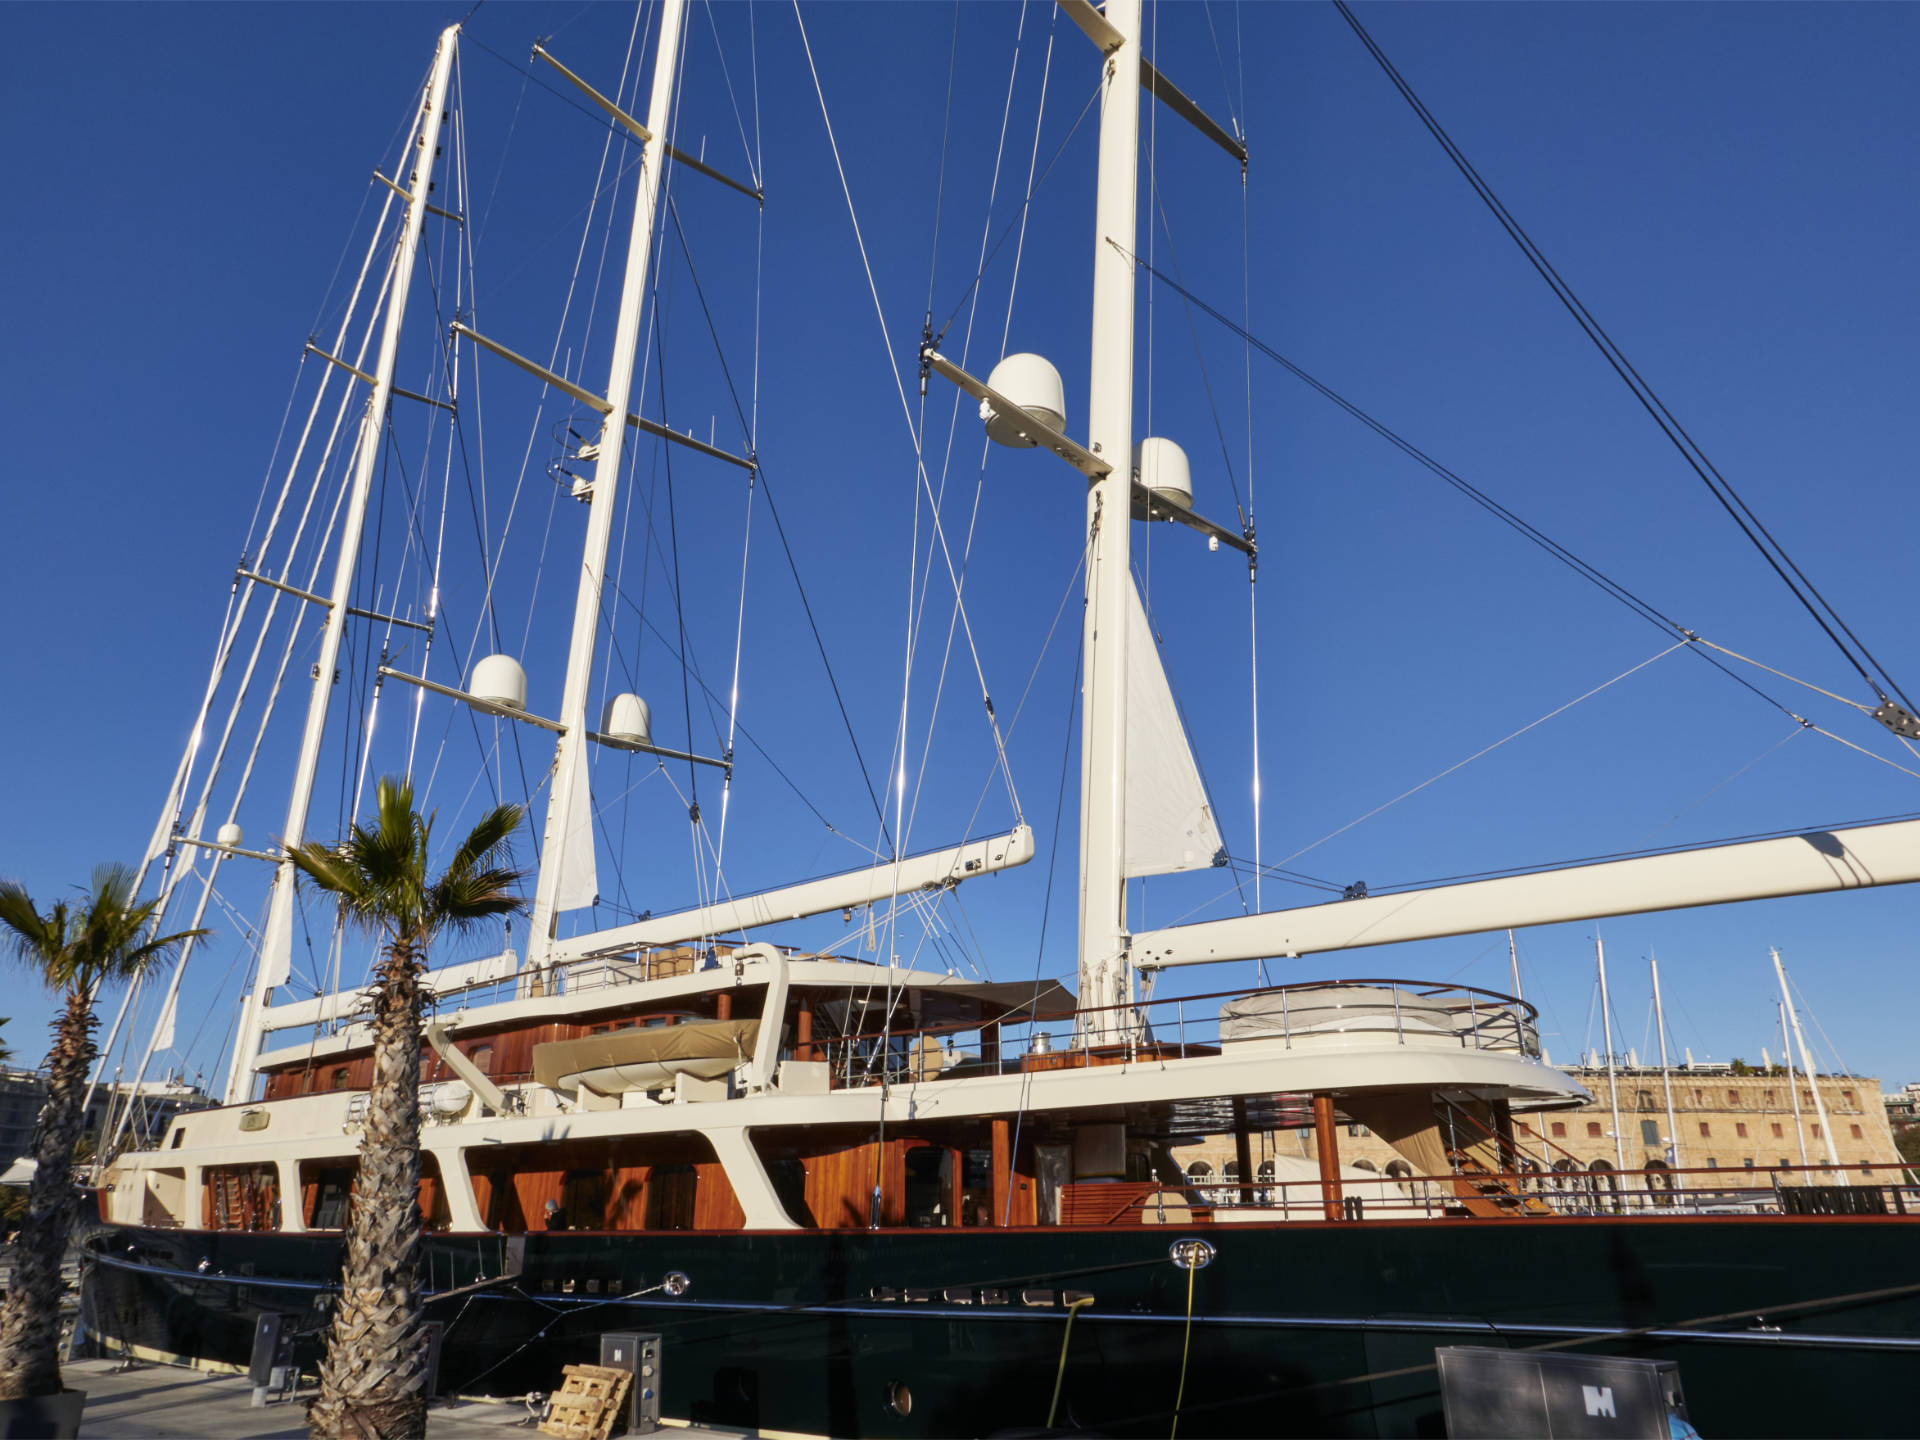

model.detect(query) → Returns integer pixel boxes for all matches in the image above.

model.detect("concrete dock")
[67,1358,732,1439]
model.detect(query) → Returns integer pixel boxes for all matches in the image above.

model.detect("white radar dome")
[982,353,1066,449]
[216,823,244,849]
[469,654,527,712]
[601,693,653,747]
[1132,437,1192,518]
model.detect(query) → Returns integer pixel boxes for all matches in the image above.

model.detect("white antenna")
[1506,929,1523,999]
[225,25,461,1104]
[1774,948,1840,1171]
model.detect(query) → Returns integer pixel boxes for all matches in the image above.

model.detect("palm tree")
[288,776,523,1440]
[0,864,204,1402]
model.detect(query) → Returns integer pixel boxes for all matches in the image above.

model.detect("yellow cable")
[1047,1296,1095,1429]
[1170,1260,1197,1439]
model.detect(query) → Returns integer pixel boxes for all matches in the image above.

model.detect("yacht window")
[560,1168,608,1230]
[469,1044,494,1075]
[900,1147,951,1228]
[206,1163,279,1232]
[645,1163,697,1230]
[302,1163,356,1230]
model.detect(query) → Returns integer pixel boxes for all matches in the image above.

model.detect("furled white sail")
[153,986,176,1053]
[1124,580,1225,877]
[258,873,295,989]
[554,757,600,911]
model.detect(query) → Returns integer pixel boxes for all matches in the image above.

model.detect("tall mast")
[525,0,688,970]
[1650,952,1682,1179]
[1596,933,1625,1170]
[225,25,460,1103]
[1506,929,1523,999]
[1077,0,1144,1036]
[1774,948,1840,1169]
[1779,1001,1809,1169]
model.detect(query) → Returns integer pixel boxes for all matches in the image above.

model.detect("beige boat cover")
[532,1019,761,1090]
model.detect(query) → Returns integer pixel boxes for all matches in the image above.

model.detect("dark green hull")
[83,1216,1920,1436]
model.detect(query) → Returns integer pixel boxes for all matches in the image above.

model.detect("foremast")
[226,26,461,1103]
[1077,0,1144,1036]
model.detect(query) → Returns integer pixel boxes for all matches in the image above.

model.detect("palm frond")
[0,883,64,969]
[108,926,210,984]
[442,803,525,885]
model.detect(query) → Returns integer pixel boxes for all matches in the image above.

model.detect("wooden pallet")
[538,1363,634,1440]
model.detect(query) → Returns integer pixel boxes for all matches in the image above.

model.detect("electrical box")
[1436,1346,1690,1439]
[600,1331,663,1435]
[247,1313,293,1388]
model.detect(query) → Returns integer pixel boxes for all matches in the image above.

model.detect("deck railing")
[1059,1160,1919,1225]
[811,977,1540,1090]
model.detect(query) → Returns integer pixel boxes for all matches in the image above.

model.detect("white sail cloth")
[554,753,600,912]
[1124,579,1225,878]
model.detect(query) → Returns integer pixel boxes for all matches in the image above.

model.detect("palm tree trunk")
[308,941,431,1440]
[0,990,96,1400]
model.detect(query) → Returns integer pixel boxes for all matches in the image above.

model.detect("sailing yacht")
[80,5,1920,1437]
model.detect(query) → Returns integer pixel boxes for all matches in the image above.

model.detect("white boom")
[1132,817,1920,968]
[548,825,1035,964]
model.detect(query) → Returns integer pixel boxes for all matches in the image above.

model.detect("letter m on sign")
[1582,1385,1617,1418]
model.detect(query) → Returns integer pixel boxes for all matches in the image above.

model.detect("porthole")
[886,1379,912,1417]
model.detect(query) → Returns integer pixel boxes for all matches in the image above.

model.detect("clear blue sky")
[3,2,1917,1094]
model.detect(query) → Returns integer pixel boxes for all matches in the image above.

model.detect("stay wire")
[1115,245,1825,732]
[1332,0,1913,717]
[662,198,893,848]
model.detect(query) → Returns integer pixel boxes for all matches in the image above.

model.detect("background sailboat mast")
[525,0,688,970]
[1650,952,1683,1180]
[224,25,460,1103]
[1774,948,1841,1169]
[1779,1001,1810,1168]
[1077,0,1143,1034]
[1596,934,1625,1169]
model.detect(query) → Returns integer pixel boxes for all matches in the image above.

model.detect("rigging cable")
[1111,244,1920,787]
[1332,0,1918,726]
[792,1,1024,847]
